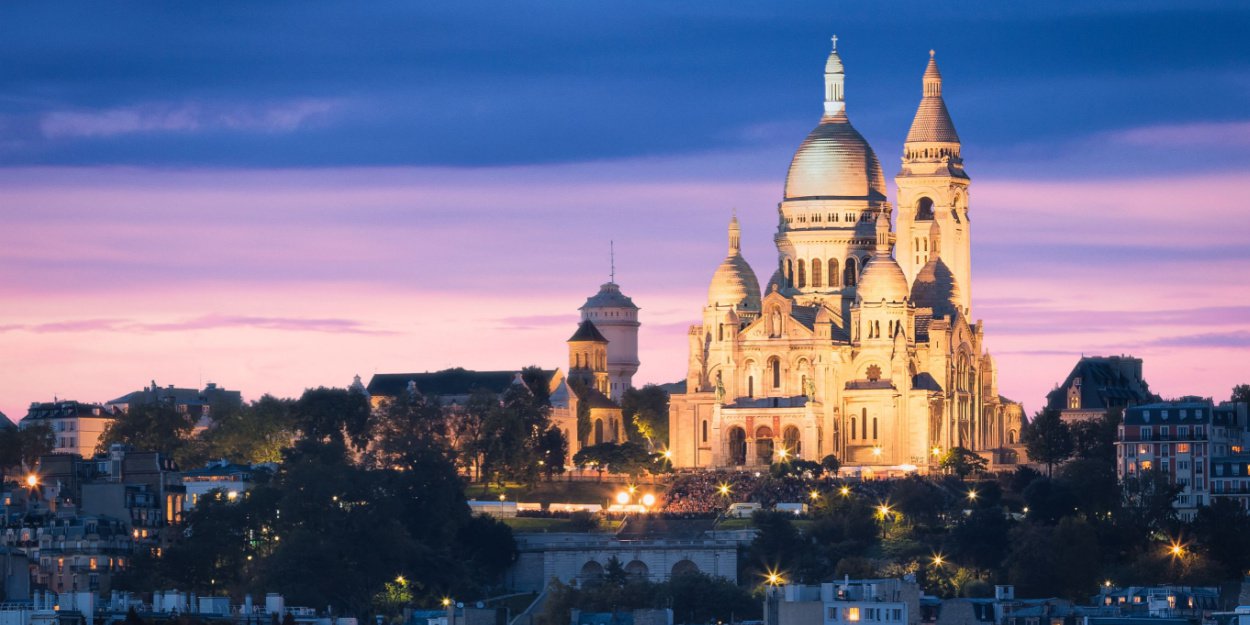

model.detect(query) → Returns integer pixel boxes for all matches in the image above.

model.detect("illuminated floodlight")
[615,491,631,505]
[641,493,657,507]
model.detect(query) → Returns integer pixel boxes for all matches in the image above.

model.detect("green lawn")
[501,516,623,533]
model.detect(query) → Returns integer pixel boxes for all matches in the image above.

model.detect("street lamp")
[641,493,657,508]
[778,448,789,460]
[765,568,784,587]
[615,491,631,505]
[1169,542,1185,558]
[966,489,978,502]
[718,483,731,497]
[872,447,883,458]
[441,597,452,608]
[931,554,945,567]
[809,490,820,501]
[25,474,38,488]
[395,575,406,585]
[839,486,851,497]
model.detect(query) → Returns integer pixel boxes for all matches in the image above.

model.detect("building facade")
[1116,398,1250,520]
[20,401,117,458]
[669,39,1023,473]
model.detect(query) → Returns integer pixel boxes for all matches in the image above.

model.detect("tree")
[1070,409,1121,462]
[821,454,841,475]
[1191,498,1250,580]
[1119,467,1181,531]
[945,507,1010,574]
[573,442,657,479]
[1232,384,1250,407]
[96,403,195,459]
[1021,409,1073,476]
[620,385,669,447]
[0,424,54,479]
[1006,517,1100,600]
[454,389,497,481]
[537,426,568,481]
[940,447,988,480]
[290,386,371,450]
[369,387,452,470]
[1057,458,1118,516]
[200,395,296,464]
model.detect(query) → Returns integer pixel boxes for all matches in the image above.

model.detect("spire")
[929,220,942,256]
[905,49,960,145]
[924,50,942,97]
[875,211,890,252]
[728,212,741,254]
[823,34,845,116]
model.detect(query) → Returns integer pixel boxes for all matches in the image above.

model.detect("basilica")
[668,39,1025,473]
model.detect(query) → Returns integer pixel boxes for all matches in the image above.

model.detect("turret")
[896,50,972,316]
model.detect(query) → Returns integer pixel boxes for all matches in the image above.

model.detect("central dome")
[784,111,887,201]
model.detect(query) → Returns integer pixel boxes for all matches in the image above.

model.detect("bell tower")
[896,51,972,317]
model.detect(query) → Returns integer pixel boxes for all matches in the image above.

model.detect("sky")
[1,1,1248,420]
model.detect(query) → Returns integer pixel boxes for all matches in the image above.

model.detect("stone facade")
[669,39,1024,473]
[505,532,744,592]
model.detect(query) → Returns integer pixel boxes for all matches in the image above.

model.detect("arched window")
[594,419,604,445]
[748,375,754,398]
[785,259,794,288]
[797,259,807,288]
[718,324,723,342]
[851,417,857,440]
[783,425,801,458]
[873,417,879,440]
[829,259,840,286]
[770,357,781,389]
[917,197,934,220]
[1008,430,1017,445]
[844,258,858,287]
[728,427,747,465]
[756,426,774,464]
[811,258,822,288]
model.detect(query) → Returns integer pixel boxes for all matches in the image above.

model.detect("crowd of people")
[659,470,823,513]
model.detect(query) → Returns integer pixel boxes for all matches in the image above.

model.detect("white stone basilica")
[668,39,1024,473]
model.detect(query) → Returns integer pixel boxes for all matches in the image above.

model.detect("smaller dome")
[581,281,638,310]
[708,216,762,311]
[910,258,961,317]
[857,254,909,303]
[709,254,761,311]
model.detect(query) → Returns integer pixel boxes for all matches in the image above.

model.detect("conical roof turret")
[905,51,960,144]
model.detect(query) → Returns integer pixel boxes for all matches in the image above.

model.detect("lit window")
[847,608,861,622]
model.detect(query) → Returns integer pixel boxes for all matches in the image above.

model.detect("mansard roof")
[1044,356,1157,412]
[367,368,557,399]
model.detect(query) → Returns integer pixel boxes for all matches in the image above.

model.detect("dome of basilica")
[784,112,887,201]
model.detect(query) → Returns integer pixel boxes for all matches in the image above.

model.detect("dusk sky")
[2,2,1248,421]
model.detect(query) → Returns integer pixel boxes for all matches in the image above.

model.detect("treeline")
[106,373,573,618]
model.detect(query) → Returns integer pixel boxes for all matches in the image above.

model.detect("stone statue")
[714,371,725,403]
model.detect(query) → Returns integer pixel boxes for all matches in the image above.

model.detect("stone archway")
[580,560,604,582]
[671,559,699,577]
[625,560,649,580]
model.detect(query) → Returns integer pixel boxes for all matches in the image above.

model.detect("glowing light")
[764,568,784,586]
[641,493,656,507]
[840,486,851,497]
[396,575,406,585]
[931,447,942,457]
[25,474,38,488]
[718,484,731,496]
[872,446,882,457]
[615,491,631,505]
[1104,580,1113,588]
[966,489,978,501]
[227,490,239,501]
[442,597,452,608]
[877,504,891,518]
[778,448,789,459]
[1169,542,1185,557]
[627,485,637,495]
[810,490,820,501]
[498,493,506,502]
[931,554,945,567]
[663,449,673,459]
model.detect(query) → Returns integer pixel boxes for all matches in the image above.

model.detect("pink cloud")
[39,99,342,138]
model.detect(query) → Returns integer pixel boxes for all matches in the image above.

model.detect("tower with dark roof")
[567,320,611,397]
[579,277,640,400]
[895,50,971,317]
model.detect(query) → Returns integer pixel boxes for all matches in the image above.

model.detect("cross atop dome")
[831,35,838,51]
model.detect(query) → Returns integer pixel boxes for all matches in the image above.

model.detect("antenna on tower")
[610,240,616,283]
